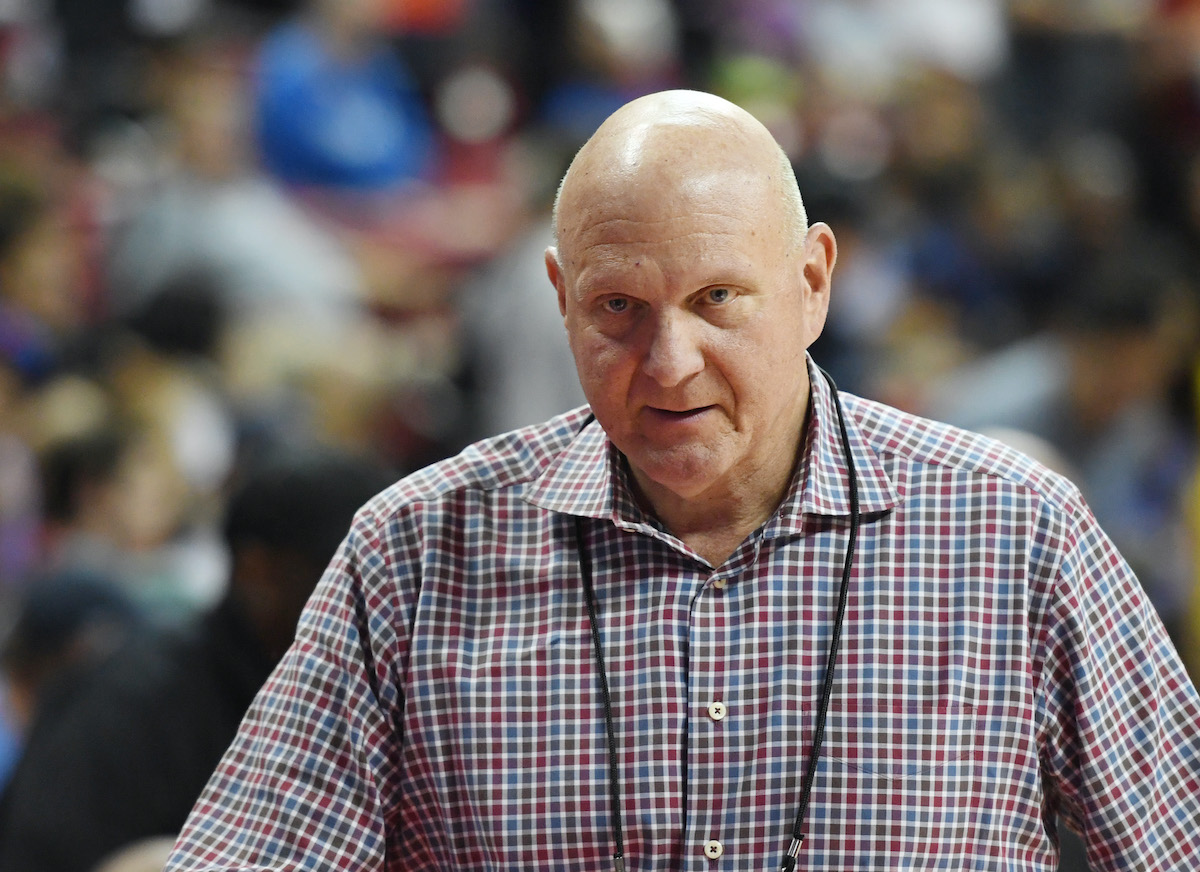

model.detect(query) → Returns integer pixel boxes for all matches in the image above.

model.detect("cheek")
[568,332,630,398]
[721,325,807,401]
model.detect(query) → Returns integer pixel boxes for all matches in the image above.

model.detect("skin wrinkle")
[546,90,836,566]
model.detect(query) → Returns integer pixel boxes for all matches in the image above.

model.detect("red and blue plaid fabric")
[168,359,1200,871]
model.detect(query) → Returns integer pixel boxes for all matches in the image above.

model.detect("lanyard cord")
[780,367,860,871]
[578,519,627,872]
[574,367,860,872]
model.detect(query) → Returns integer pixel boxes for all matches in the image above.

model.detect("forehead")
[560,110,790,230]
[563,164,787,262]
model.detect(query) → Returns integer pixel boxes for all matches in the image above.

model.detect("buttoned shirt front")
[168,360,1200,871]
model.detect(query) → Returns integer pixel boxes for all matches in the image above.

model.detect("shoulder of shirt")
[842,392,1087,518]
[361,407,591,517]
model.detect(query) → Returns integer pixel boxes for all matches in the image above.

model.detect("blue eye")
[604,298,630,314]
[707,288,732,304]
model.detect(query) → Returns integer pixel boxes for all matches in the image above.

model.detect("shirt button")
[712,577,727,589]
[708,701,727,722]
[704,839,724,860]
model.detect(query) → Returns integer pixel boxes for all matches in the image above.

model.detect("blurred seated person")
[252,0,435,194]
[249,0,529,273]
[0,571,142,736]
[0,570,143,795]
[107,30,368,339]
[34,419,212,624]
[0,446,394,872]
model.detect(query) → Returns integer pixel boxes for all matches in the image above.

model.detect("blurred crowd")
[0,0,1196,870]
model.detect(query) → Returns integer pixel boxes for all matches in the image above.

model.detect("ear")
[799,222,837,346]
[545,246,568,318]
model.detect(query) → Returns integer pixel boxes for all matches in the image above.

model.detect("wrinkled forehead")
[557,117,781,246]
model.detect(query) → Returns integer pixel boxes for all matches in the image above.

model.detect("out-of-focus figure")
[929,247,1198,646]
[0,446,395,872]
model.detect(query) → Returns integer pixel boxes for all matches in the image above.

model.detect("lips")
[645,405,715,421]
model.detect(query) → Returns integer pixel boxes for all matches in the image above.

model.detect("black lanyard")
[573,367,861,872]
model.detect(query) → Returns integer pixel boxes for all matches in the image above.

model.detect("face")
[548,154,835,513]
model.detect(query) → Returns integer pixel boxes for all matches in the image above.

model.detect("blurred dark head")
[1056,251,1188,337]
[39,426,130,526]
[221,446,395,660]
[1,570,142,729]
[123,268,226,360]
[1054,242,1198,428]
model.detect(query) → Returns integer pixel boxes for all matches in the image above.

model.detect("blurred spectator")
[0,569,141,733]
[455,216,584,440]
[448,109,585,440]
[0,569,142,793]
[34,409,223,622]
[106,29,367,337]
[38,424,140,568]
[0,445,395,872]
[114,273,236,517]
[798,0,1008,96]
[1000,0,1148,146]
[244,0,531,272]
[251,0,435,191]
[102,23,444,471]
[0,354,39,592]
[540,0,683,145]
[927,244,1199,644]
[0,168,90,381]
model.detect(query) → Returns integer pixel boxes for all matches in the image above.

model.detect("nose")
[641,311,704,387]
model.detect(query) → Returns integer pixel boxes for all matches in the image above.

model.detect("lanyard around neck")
[573,366,862,872]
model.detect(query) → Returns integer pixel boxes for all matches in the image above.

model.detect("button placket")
[687,560,730,869]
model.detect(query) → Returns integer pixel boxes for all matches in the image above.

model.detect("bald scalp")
[551,90,807,251]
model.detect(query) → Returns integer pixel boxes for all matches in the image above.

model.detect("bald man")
[167,92,1200,872]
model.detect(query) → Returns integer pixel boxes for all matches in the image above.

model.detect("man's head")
[549,92,809,247]
[545,90,836,523]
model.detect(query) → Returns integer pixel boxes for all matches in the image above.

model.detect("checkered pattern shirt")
[168,360,1200,871]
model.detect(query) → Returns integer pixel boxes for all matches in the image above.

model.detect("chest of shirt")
[393,501,1050,869]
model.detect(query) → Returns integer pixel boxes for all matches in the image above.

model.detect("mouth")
[645,405,716,422]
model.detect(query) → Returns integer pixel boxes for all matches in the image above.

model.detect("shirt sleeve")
[166,505,413,871]
[1035,499,1200,870]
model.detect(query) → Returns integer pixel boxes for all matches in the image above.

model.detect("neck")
[665,503,778,567]
[631,452,802,568]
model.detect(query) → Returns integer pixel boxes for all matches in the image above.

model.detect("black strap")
[576,514,627,872]
[780,366,860,871]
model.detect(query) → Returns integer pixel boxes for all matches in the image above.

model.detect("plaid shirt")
[168,360,1200,871]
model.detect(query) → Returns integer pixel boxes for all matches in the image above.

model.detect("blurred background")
[0,1,1195,870]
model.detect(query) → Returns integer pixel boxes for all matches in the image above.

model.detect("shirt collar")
[525,355,899,531]
[524,412,660,534]
[772,356,900,533]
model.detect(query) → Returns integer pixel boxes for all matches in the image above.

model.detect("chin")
[632,449,727,499]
